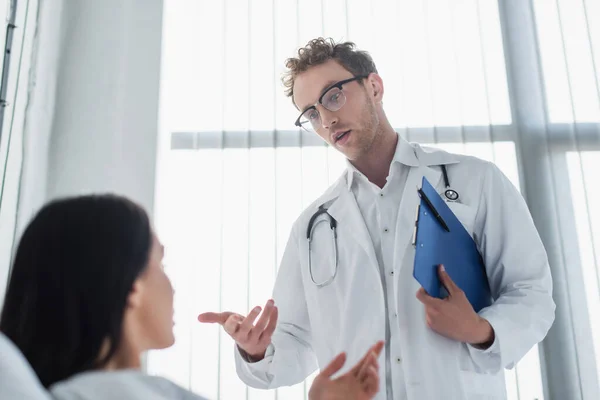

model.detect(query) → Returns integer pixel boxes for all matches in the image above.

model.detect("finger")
[357,352,376,381]
[252,300,275,334]
[358,342,381,374]
[319,352,347,378]
[416,287,439,306]
[362,365,378,384]
[370,340,384,358]
[259,306,278,343]
[438,265,460,295]
[223,314,244,336]
[351,341,384,376]
[197,311,233,325]
[238,306,262,337]
[362,366,379,395]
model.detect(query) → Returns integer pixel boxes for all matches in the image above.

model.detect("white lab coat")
[235,137,555,400]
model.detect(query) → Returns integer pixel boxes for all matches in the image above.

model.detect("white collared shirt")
[346,136,410,400]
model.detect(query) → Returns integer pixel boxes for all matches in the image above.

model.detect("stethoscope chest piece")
[441,164,460,202]
[444,188,459,202]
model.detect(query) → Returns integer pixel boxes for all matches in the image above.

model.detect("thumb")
[438,265,459,295]
[197,312,232,325]
[370,340,385,358]
[319,352,347,379]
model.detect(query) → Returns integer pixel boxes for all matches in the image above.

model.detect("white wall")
[14,0,64,246]
[16,0,164,237]
[45,0,164,213]
[2,0,164,304]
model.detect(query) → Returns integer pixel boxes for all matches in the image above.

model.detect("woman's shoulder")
[50,369,209,400]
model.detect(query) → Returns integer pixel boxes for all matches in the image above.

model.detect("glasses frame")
[294,75,370,130]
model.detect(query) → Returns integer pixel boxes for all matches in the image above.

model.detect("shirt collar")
[346,133,417,190]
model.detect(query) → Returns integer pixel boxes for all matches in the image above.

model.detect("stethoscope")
[306,165,459,287]
[306,205,338,287]
[441,164,460,202]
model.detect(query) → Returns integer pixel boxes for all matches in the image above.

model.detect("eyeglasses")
[294,75,369,132]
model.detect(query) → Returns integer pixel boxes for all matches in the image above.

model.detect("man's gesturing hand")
[198,299,278,361]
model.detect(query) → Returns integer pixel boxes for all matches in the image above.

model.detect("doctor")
[198,37,555,399]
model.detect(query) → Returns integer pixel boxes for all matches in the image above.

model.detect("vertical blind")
[150,0,600,399]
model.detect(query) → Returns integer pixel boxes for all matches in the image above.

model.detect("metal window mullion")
[498,1,599,399]
[553,0,600,347]
[0,0,18,206]
[216,1,227,398]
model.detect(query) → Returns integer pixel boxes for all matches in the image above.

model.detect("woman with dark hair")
[0,194,188,398]
[0,194,381,400]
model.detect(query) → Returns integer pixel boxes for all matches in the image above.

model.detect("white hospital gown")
[50,370,208,400]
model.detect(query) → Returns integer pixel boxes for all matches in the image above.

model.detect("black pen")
[417,187,450,232]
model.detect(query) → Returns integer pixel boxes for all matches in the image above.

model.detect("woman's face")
[129,233,175,350]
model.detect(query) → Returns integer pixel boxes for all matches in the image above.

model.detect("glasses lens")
[322,87,346,112]
[299,108,320,132]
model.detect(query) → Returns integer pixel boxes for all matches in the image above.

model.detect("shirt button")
[379,193,384,197]
[390,270,395,276]
[394,312,398,317]
[384,228,389,233]
[396,357,402,364]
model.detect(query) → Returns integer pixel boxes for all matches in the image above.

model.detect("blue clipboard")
[412,176,492,313]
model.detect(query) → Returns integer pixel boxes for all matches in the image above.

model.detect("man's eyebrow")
[299,80,338,112]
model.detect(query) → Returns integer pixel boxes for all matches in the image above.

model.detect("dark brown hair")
[282,37,378,99]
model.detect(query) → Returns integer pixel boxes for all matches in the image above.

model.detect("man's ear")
[367,73,383,103]
[367,73,384,104]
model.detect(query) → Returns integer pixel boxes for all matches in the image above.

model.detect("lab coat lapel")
[392,149,444,272]
[325,188,379,273]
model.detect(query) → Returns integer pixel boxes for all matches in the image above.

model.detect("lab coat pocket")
[446,201,477,238]
[460,370,506,399]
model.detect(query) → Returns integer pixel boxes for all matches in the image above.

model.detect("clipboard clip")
[417,186,451,232]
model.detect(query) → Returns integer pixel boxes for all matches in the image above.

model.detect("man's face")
[292,60,381,161]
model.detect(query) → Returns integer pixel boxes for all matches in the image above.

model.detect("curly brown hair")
[282,37,378,99]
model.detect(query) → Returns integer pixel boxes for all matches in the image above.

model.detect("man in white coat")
[198,38,555,399]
